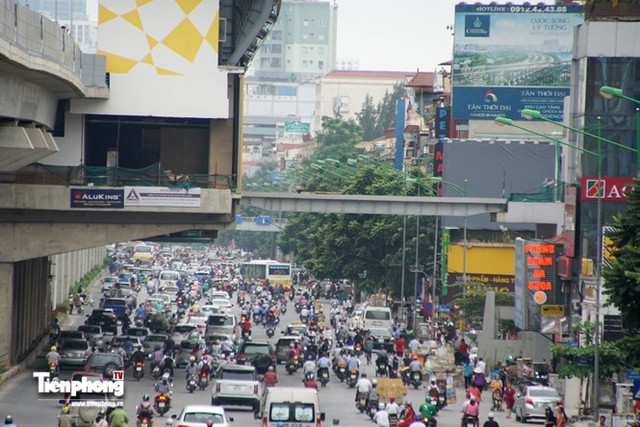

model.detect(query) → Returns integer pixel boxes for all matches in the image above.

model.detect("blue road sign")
[632,379,640,401]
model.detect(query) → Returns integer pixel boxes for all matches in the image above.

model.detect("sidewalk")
[0,269,107,389]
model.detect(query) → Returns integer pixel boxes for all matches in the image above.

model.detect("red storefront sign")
[580,176,635,202]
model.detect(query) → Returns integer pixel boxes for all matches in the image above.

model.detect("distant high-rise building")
[243,0,338,171]
[20,0,87,20]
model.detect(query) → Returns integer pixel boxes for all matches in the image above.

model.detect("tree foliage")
[449,282,515,327]
[356,94,378,141]
[551,341,622,380]
[374,83,406,137]
[310,116,362,163]
[602,178,640,329]
[279,162,435,296]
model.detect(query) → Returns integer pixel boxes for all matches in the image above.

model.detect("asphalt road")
[0,280,531,427]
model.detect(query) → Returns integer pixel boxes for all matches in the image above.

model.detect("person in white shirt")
[355,373,372,402]
[303,358,317,378]
[373,402,390,427]
[408,338,420,353]
[386,396,401,416]
[476,358,486,374]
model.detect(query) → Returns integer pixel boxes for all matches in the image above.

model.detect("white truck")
[211,364,263,412]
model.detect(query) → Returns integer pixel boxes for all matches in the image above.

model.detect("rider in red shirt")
[395,337,406,356]
[304,373,318,390]
[263,366,277,387]
[241,318,251,332]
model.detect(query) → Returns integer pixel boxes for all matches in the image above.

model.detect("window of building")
[303,19,309,26]
[318,34,324,41]
[318,47,324,55]
[219,18,227,42]
[271,58,281,67]
[302,60,308,68]
[271,31,282,41]
[318,61,324,70]
[272,44,282,54]
[319,19,326,27]
[302,33,308,40]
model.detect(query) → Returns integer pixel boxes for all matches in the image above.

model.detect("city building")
[243,0,337,165]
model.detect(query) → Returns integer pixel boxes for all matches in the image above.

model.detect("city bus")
[242,260,292,290]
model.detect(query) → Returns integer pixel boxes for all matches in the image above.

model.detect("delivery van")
[362,306,393,331]
[255,387,325,427]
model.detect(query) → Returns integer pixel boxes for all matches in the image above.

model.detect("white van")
[362,306,393,331]
[256,387,325,427]
[158,270,180,289]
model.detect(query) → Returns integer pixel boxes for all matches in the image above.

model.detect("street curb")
[0,269,107,391]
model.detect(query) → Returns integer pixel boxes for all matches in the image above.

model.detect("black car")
[236,341,275,375]
[85,352,124,378]
[85,309,118,334]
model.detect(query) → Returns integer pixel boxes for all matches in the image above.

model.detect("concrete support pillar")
[209,119,234,188]
[0,263,13,365]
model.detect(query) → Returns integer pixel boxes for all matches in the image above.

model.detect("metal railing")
[0,0,83,79]
[0,163,238,191]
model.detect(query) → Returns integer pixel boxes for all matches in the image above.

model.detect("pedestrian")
[544,407,556,427]
[556,406,567,427]
[395,336,406,357]
[107,407,129,427]
[58,406,73,427]
[472,367,486,393]
[503,382,516,419]
[464,359,473,389]
[599,416,607,427]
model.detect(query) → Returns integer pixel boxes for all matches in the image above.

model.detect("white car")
[210,299,233,313]
[210,291,230,300]
[201,305,221,316]
[175,405,234,427]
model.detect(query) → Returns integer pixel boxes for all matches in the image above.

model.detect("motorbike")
[154,393,171,416]
[356,391,368,413]
[133,360,144,381]
[49,361,58,378]
[136,411,153,427]
[354,342,363,357]
[281,305,287,314]
[151,365,161,380]
[389,413,399,427]
[198,372,209,390]
[242,329,251,340]
[318,367,330,387]
[410,371,422,390]
[462,415,478,427]
[186,375,197,393]
[376,362,389,377]
[336,363,347,383]
[492,388,503,411]
[346,369,359,388]
[266,327,275,338]
[294,303,302,314]
[286,356,299,375]
[368,398,379,419]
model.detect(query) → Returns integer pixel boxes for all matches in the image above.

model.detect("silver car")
[59,338,90,367]
[514,385,562,422]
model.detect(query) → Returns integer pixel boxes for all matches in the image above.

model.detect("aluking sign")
[452,3,584,120]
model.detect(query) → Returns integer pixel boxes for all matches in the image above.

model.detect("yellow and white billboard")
[74,0,229,118]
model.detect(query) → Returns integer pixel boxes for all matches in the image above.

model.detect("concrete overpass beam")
[0,263,13,366]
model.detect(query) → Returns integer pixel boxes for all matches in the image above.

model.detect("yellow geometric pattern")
[98,0,219,76]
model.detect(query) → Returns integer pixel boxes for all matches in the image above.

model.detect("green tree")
[311,116,363,162]
[602,178,640,329]
[279,163,435,297]
[356,94,378,141]
[375,83,406,137]
[450,282,514,327]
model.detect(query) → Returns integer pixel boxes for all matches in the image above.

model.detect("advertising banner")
[580,176,634,202]
[452,4,583,120]
[124,186,201,207]
[441,228,450,297]
[70,188,124,209]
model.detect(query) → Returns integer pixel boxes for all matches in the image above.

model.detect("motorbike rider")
[46,345,60,375]
[151,346,164,369]
[241,317,252,336]
[376,350,390,373]
[355,373,372,403]
[399,401,416,427]
[373,402,390,427]
[303,355,317,379]
[136,394,159,420]
[160,353,175,379]
[155,373,172,402]
[419,398,437,419]
[264,365,278,387]
[367,378,380,409]
[90,410,109,427]
[198,356,212,381]
[185,356,198,380]
[317,353,331,377]
[386,396,401,419]
[483,412,499,427]
[346,352,360,372]
[409,355,423,381]
[462,395,480,427]
[131,345,146,365]
[304,372,318,390]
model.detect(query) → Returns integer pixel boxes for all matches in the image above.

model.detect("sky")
[335,0,461,72]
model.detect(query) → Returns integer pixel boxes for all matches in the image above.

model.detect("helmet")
[372,379,378,387]
[289,343,295,348]
[61,407,69,414]
[143,394,150,402]
[406,400,412,407]
[488,412,495,419]
[431,379,436,384]
[190,356,196,362]
[332,419,339,425]
[162,372,170,380]
[378,403,385,410]
[361,373,367,378]
[4,416,13,423]
[268,366,274,371]
[50,345,57,351]
[307,373,315,379]
[470,395,476,402]
[390,396,395,403]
